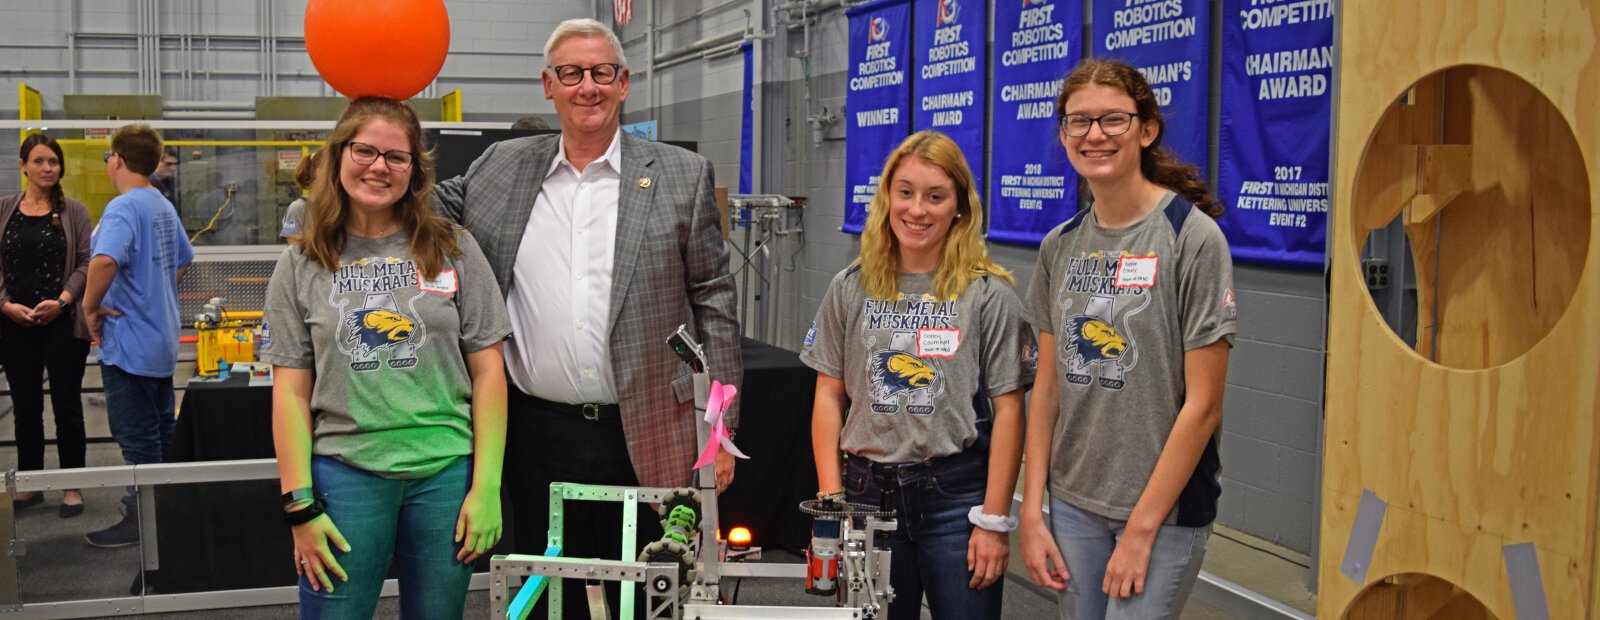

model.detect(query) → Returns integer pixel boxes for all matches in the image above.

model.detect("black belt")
[525,394,621,421]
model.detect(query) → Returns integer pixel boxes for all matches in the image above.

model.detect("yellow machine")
[193,297,261,377]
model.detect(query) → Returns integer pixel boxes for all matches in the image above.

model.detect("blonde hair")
[298,97,459,279]
[856,130,1013,300]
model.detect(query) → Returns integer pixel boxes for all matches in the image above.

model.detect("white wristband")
[967,506,1019,532]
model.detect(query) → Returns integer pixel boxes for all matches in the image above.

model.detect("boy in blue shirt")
[82,124,194,548]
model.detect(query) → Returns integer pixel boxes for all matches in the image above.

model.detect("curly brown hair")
[1055,58,1222,218]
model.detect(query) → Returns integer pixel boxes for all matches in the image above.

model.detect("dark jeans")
[0,318,90,473]
[845,450,1002,620]
[100,363,175,511]
[506,388,664,620]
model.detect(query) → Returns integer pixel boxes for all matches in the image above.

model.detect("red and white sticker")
[420,269,458,294]
[917,328,961,358]
[1114,255,1159,289]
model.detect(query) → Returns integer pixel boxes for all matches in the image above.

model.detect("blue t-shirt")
[91,187,194,378]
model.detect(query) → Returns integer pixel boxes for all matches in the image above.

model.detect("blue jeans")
[845,451,1001,620]
[300,456,474,620]
[100,364,175,511]
[1048,497,1210,620]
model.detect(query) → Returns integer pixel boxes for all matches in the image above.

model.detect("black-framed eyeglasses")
[1060,112,1140,137]
[345,141,414,171]
[548,63,623,86]
[102,150,119,163]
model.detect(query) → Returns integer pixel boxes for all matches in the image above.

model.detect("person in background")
[263,96,511,618]
[82,125,194,549]
[432,18,741,618]
[150,147,180,210]
[802,130,1035,620]
[1,133,93,518]
[1018,58,1236,620]
[281,149,322,241]
[510,115,550,130]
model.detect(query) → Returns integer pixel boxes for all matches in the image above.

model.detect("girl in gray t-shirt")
[262,97,512,618]
[802,131,1035,620]
[1017,59,1238,620]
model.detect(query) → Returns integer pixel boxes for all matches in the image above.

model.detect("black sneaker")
[86,512,140,548]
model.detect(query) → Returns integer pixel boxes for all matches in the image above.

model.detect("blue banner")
[1217,0,1333,269]
[988,0,1082,246]
[844,0,913,234]
[740,42,754,194]
[912,0,985,194]
[1092,0,1210,175]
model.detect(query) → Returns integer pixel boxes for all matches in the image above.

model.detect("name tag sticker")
[917,328,961,358]
[420,269,458,294]
[1115,255,1159,289]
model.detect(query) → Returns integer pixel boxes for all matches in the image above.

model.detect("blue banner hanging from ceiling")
[1217,0,1335,269]
[912,0,985,195]
[987,0,1083,246]
[1091,0,1210,176]
[844,0,912,234]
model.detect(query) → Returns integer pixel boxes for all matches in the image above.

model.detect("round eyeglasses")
[345,141,414,172]
[548,63,623,86]
[1060,112,1140,138]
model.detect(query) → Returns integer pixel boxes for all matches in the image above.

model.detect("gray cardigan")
[0,193,93,341]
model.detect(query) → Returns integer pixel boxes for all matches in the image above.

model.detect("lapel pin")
[638,176,652,188]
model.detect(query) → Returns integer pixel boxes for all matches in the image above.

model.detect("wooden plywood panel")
[1324,0,1600,618]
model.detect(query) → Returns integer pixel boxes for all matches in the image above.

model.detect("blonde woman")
[802,130,1035,619]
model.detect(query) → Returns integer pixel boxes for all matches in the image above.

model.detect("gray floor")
[3,363,1309,618]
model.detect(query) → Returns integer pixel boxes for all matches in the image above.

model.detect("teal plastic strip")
[507,546,563,620]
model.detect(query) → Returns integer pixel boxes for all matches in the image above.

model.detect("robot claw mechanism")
[490,326,897,620]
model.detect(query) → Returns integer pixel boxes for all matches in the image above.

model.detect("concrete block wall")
[0,0,589,120]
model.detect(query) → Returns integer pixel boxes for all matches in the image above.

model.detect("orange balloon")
[304,0,450,100]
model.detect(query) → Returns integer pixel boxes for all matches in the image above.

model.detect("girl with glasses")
[1018,58,1236,620]
[1,133,93,518]
[262,96,511,618]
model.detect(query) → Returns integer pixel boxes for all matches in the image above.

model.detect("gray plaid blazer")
[435,133,741,489]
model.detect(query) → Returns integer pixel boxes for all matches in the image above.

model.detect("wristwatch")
[55,297,70,312]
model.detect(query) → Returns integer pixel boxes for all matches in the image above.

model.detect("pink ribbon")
[692,380,749,469]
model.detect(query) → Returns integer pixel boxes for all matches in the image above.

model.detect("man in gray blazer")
[434,17,740,617]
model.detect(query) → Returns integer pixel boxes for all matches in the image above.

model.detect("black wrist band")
[283,497,326,526]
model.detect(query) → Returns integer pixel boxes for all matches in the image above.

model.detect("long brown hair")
[18,133,66,227]
[298,97,459,278]
[856,130,1013,300]
[1055,58,1223,218]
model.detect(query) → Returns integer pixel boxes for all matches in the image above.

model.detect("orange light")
[728,526,753,550]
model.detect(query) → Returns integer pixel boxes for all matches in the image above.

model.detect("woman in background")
[802,130,1035,620]
[1,133,93,518]
[262,96,511,618]
[1018,58,1236,620]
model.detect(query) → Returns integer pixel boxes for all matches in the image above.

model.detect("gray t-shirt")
[281,198,307,239]
[1023,192,1237,524]
[801,269,1036,463]
[261,229,512,479]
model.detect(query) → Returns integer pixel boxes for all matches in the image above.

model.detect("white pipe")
[653,29,746,65]
[164,100,255,110]
[164,110,256,120]
[67,0,78,91]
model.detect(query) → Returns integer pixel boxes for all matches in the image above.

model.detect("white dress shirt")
[504,130,622,403]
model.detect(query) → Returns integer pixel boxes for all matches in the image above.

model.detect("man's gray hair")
[544,18,628,68]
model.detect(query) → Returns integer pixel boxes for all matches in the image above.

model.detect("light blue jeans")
[300,455,474,619]
[1049,497,1210,620]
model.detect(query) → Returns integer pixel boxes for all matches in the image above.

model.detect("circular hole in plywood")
[1351,65,1589,369]
[1343,573,1495,619]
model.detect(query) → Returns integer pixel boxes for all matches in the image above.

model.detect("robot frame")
[489,326,897,620]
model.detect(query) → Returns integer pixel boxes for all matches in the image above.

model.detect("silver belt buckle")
[581,403,601,421]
